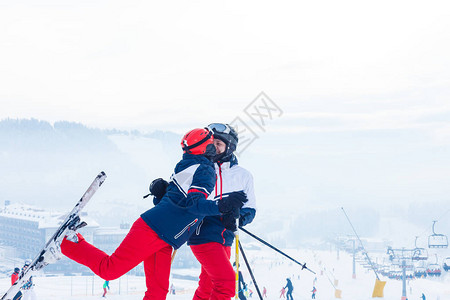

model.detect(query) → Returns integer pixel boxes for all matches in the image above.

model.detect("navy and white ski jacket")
[141,153,219,249]
[188,155,257,247]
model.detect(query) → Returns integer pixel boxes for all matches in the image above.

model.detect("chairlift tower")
[385,247,414,300]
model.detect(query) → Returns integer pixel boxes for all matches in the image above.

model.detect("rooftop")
[0,203,99,229]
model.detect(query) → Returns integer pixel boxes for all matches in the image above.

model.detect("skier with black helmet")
[60,128,247,300]
[11,268,20,286]
[188,123,257,300]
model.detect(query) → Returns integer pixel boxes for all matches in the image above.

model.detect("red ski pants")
[61,217,172,300]
[191,243,235,300]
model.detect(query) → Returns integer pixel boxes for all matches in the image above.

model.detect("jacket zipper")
[219,163,223,200]
[174,218,198,239]
[218,163,226,245]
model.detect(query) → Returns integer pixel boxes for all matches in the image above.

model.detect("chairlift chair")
[426,254,442,277]
[412,236,428,261]
[414,266,427,278]
[412,248,428,260]
[428,221,448,248]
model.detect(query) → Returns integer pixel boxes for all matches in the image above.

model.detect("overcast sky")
[1,0,450,134]
[2,1,450,243]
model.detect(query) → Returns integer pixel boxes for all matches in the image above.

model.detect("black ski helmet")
[208,123,238,162]
[14,267,20,273]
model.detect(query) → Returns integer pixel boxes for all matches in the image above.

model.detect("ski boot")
[65,215,87,243]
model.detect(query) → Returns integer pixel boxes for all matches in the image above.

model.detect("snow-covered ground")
[1,247,449,300]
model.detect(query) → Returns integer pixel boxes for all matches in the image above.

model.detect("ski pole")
[238,226,315,274]
[239,241,263,300]
[170,249,177,265]
[235,230,240,300]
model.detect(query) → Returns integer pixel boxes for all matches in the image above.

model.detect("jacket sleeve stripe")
[172,178,188,197]
[190,185,209,193]
[188,188,209,198]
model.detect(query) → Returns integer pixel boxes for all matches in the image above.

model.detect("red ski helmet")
[181,128,215,157]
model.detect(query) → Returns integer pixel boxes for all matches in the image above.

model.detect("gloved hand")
[221,213,237,231]
[149,178,168,199]
[239,216,245,227]
[218,191,247,218]
[238,208,256,227]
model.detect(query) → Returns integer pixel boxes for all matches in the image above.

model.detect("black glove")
[218,191,247,218]
[221,213,237,231]
[149,178,168,199]
[153,197,162,206]
[239,216,245,227]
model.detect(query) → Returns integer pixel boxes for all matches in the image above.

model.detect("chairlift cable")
[341,207,380,280]
[414,208,450,241]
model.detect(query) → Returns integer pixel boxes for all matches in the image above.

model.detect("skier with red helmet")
[188,123,257,300]
[60,128,247,300]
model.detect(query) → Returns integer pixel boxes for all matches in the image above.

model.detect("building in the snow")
[0,201,200,275]
[0,201,99,274]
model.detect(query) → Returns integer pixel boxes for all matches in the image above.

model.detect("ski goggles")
[208,123,232,134]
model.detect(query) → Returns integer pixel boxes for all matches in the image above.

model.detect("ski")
[1,171,107,300]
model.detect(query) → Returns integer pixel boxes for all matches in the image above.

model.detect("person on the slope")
[285,278,294,300]
[279,287,286,298]
[20,261,37,300]
[188,123,257,300]
[102,280,110,297]
[60,128,246,300]
[11,267,23,300]
[262,286,267,298]
[311,286,316,299]
[237,269,247,300]
[11,267,20,286]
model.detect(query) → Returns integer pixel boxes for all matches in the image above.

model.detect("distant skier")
[279,287,286,298]
[60,128,245,300]
[237,269,247,300]
[420,293,426,300]
[11,268,20,285]
[102,280,110,297]
[311,286,317,299]
[21,261,37,300]
[262,286,267,298]
[285,278,294,300]
[11,267,22,300]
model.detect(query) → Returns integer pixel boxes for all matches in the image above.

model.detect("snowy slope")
[1,247,449,300]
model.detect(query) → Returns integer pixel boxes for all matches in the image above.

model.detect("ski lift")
[428,221,448,248]
[412,236,428,261]
[414,266,427,278]
[426,254,442,277]
[399,248,412,260]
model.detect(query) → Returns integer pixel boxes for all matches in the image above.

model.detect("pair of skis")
[1,172,107,300]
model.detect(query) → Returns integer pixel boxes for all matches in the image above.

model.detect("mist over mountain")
[1,118,448,248]
[0,118,180,227]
